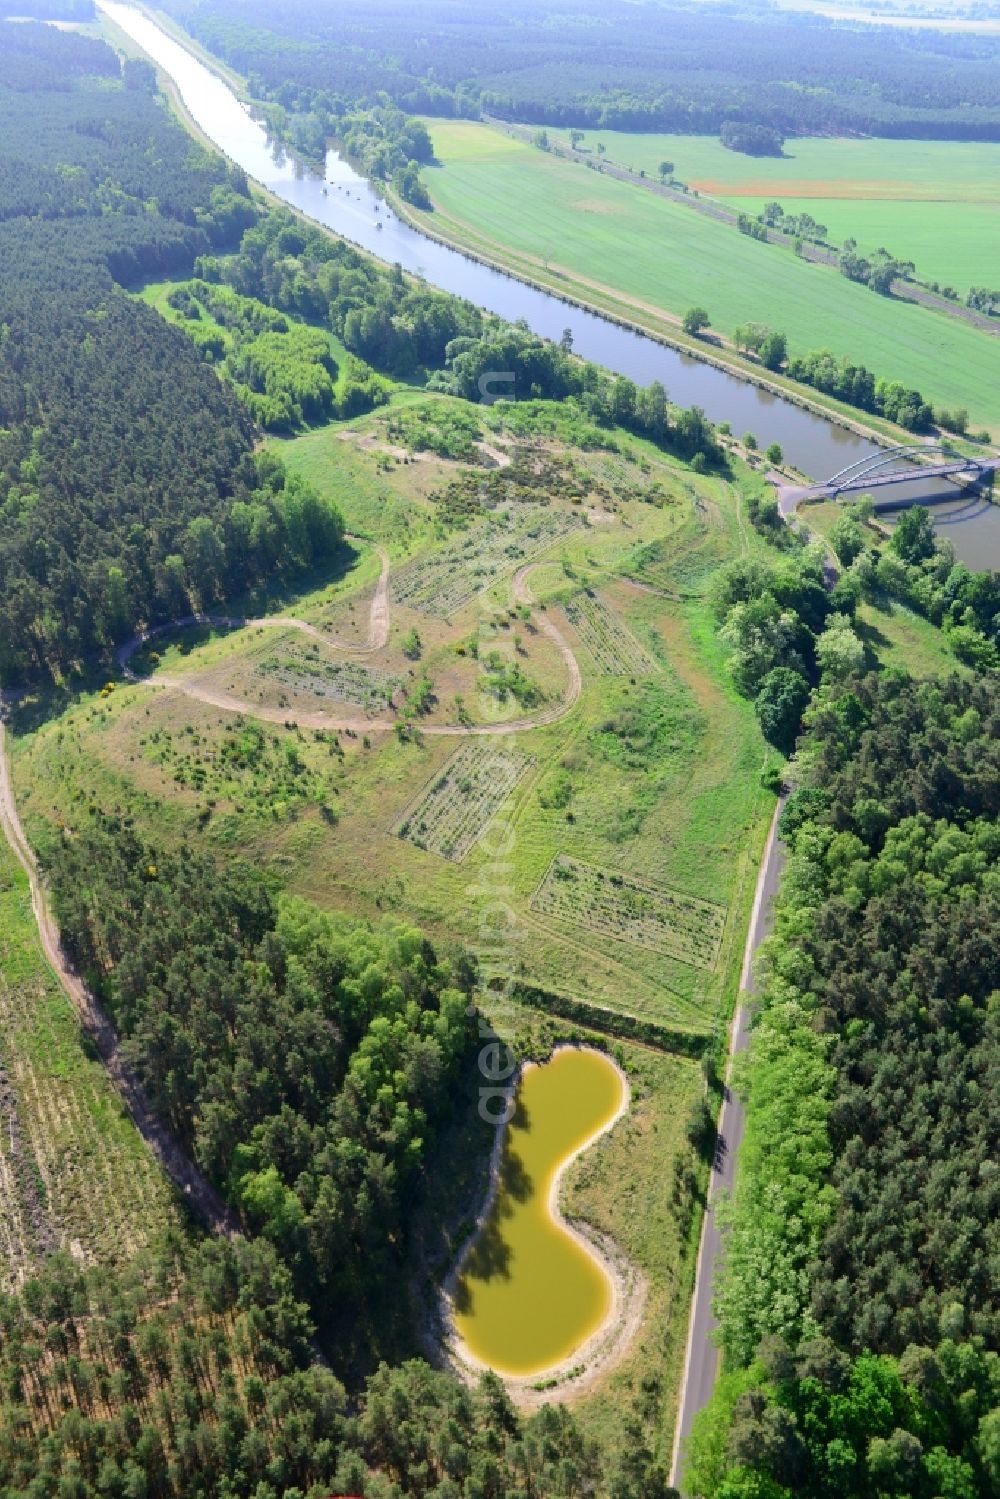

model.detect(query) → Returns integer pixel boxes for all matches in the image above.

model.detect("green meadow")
[548,129,1000,294]
[418,121,1000,429]
[11,397,777,1041]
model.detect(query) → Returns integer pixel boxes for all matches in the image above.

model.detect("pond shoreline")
[434,1043,646,1404]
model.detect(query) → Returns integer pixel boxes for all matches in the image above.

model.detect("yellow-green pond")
[453,1047,626,1376]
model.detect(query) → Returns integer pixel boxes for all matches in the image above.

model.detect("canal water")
[99,3,1000,567]
[452,1047,624,1377]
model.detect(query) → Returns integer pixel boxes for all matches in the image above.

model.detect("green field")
[418,121,1000,429]
[549,129,1000,294]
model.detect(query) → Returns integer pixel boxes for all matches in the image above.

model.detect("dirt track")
[0,548,586,1257]
[117,558,582,737]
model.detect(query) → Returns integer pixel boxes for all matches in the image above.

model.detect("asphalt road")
[669,796,787,1492]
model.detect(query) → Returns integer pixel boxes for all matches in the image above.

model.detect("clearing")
[0,835,176,1290]
[9,397,777,1039]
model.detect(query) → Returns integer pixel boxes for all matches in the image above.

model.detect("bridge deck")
[776,456,999,513]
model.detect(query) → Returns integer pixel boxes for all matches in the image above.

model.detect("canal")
[99,2,1000,567]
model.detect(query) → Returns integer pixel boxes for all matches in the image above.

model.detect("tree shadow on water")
[453,1143,536,1311]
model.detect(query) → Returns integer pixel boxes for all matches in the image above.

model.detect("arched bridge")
[775,445,1000,514]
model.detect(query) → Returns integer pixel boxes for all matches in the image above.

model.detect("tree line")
[0,1231,627,1498]
[0,297,344,685]
[258,92,436,208]
[829,501,1000,670]
[45,818,477,1359]
[166,280,392,430]
[712,543,866,755]
[155,0,1000,141]
[32,820,677,1497]
[0,25,349,686]
[730,323,945,436]
[194,207,725,468]
[687,666,1000,1497]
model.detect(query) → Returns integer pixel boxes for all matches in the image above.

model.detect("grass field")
[418,121,1000,429]
[548,130,1000,295]
[0,841,176,1290]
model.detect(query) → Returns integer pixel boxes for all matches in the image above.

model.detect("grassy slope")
[803,500,971,678]
[0,840,176,1289]
[6,377,966,1442]
[11,399,775,1039]
[419,121,1000,428]
[549,129,1000,294]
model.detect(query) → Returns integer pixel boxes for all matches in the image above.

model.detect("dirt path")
[0,703,239,1241]
[117,537,391,671]
[117,559,582,738]
[0,554,583,1257]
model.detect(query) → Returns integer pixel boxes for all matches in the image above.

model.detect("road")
[0,700,240,1240]
[669,795,787,1492]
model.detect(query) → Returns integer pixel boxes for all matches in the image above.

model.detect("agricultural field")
[548,130,1000,296]
[395,742,535,860]
[563,589,660,676]
[531,854,727,969]
[416,120,1000,429]
[0,841,175,1290]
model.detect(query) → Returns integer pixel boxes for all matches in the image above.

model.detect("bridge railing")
[825,443,952,489]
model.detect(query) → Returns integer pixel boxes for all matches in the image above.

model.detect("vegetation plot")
[0,842,175,1291]
[395,742,535,862]
[531,854,727,970]
[258,648,402,710]
[564,589,659,676]
[392,506,579,616]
